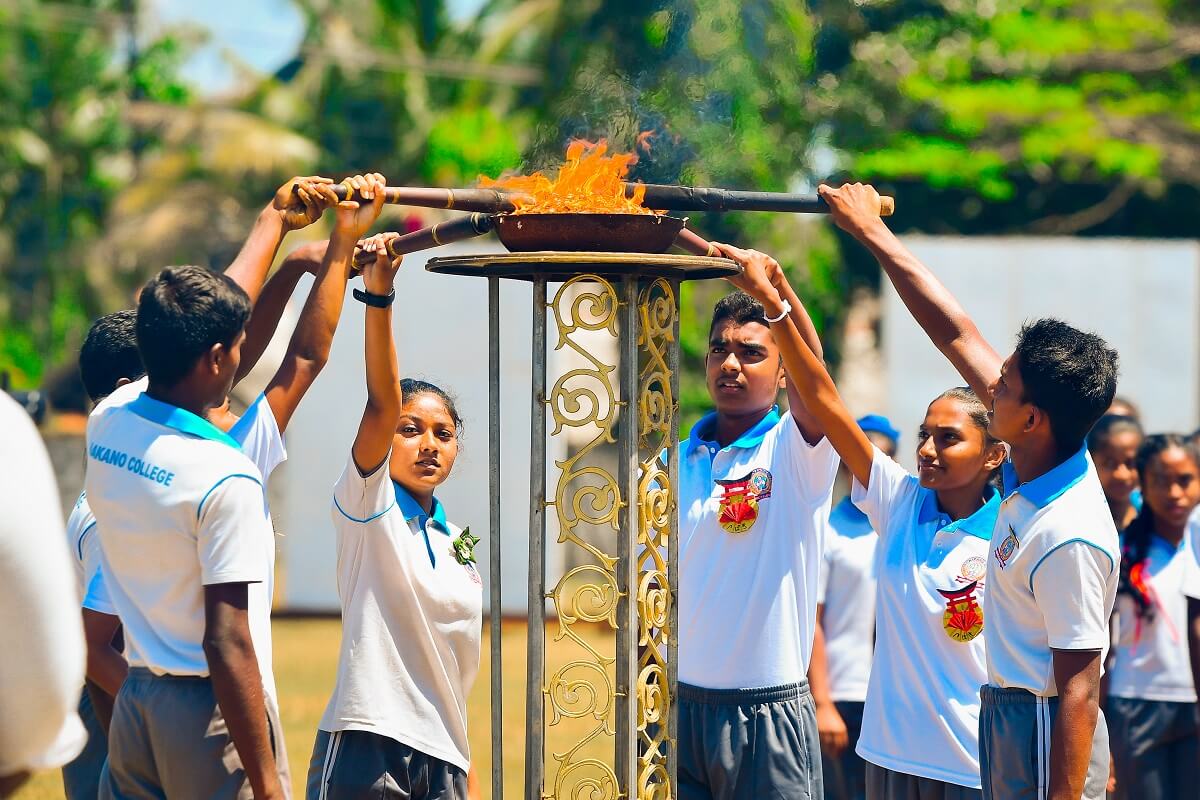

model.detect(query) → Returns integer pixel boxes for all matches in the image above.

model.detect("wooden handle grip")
[879,196,895,217]
[675,228,720,257]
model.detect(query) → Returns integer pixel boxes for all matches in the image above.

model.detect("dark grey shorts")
[678,680,822,800]
[306,729,467,800]
[62,685,108,800]
[100,668,290,800]
[1107,696,1200,800]
[978,685,1108,800]
[864,763,982,800]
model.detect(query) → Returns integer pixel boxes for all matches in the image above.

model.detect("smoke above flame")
[480,139,653,215]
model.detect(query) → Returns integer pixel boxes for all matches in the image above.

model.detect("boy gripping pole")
[675,243,839,800]
[820,182,1120,800]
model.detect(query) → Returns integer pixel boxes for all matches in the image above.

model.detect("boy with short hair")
[821,182,1120,800]
[87,175,385,799]
[677,244,838,800]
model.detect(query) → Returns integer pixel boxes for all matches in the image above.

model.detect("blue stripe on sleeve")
[333,495,395,524]
[197,474,264,520]
[76,520,97,561]
[1028,538,1116,593]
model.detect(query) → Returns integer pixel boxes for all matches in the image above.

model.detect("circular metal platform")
[425,251,740,281]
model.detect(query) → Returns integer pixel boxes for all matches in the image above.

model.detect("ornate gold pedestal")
[428,252,738,800]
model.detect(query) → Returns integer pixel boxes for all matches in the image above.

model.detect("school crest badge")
[959,556,986,583]
[938,581,983,643]
[994,526,1020,569]
[715,469,773,535]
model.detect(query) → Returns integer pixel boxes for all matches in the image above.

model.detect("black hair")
[1118,434,1200,624]
[709,291,768,335]
[1087,414,1144,456]
[400,378,463,434]
[79,310,145,402]
[1013,318,1119,455]
[135,266,251,388]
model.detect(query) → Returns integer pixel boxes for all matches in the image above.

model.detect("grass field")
[15,617,616,800]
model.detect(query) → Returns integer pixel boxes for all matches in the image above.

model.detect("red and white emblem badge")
[715,468,773,535]
[938,581,984,643]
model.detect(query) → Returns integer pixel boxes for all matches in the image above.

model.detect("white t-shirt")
[1108,531,1197,702]
[320,454,483,772]
[0,393,86,775]
[1183,508,1200,601]
[678,408,840,689]
[85,383,274,685]
[81,388,287,694]
[818,497,878,703]
[852,449,995,788]
[986,449,1119,696]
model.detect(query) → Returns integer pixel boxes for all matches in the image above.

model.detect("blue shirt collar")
[916,485,1001,540]
[392,482,448,532]
[685,406,781,458]
[126,393,240,449]
[1001,446,1090,509]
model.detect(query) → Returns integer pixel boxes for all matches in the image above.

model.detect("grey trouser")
[1107,696,1200,800]
[63,685,108,800]
[823,701,867,800]
[865,763,982,800]
[978,685,1108,800]
[306,729,468,800]
[678,680,822,800]
[100,668,290,800]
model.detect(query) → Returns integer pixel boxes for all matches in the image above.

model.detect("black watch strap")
[353,286,396,308]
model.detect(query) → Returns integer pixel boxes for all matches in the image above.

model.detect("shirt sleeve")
[1031,540,1115,650]
[229,393,288,482]
[82,564,116,616]
[333,451,396,523]
[850,446,919,542]
[195,475,268,586]
[0,395,86,774]
[776,412,841,504]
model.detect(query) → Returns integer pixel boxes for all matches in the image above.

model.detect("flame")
[480,139,653,215]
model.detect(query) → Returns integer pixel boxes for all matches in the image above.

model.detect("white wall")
[269,240,566,613]
[881,237,1200,469]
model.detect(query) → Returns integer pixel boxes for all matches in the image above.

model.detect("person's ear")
[114,377,133,389]
[206,342,226,376]
[984,441,1008,473]
[1025,405,1044,436]
[778,372,788,391]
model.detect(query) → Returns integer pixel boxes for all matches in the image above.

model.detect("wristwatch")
[352,286,395,308]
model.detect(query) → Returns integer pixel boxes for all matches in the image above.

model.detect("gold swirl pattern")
[544,275,622,799]
[635,279,677,799]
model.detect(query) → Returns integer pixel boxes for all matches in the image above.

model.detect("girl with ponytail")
[1106,434,1200,799]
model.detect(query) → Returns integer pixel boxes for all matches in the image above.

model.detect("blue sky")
[155,0,486,92]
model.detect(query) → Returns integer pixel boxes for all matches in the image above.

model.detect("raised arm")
[819,183,1002,404]
[262,174,386,433]
[223,175,335,306]
[235,239,328,382]
[350,241,404,475]
[720,247,876,487]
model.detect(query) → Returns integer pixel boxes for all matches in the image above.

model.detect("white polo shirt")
[679,407,840,690]
[818,497,878,703]
[852,449,995,788]
[1108,531,1197,702]
[67,492,114,615]
[85,386,274,685]
[79,390,287,696]
[985,448,1119,696]
[320,454,483,772]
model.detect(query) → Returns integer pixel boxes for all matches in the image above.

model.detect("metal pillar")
[426,253,736,800]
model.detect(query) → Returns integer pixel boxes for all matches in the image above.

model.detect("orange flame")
[480,139,652,215]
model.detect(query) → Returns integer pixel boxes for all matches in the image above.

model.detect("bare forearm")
[205,635,279,799]
[808,618,835,708]
[86,644,127,699]
[777,277,823,362]
[286,232,356,365]
[1049,651,1101,800]
[364,305,399,412]
[854,218,1001,399]
[237,260,308,382]
[224,205,287,306]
